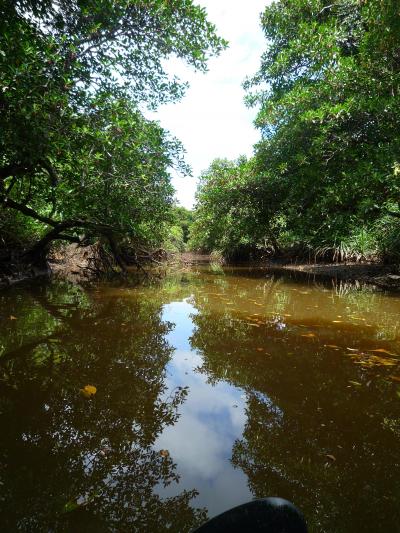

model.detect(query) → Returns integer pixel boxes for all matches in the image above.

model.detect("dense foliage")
[0,0,225,264]
[191,0,400,261]
[189,157,281,258]
[164,206,194,253]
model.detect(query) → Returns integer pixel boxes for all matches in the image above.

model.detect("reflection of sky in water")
[155,298,252,517]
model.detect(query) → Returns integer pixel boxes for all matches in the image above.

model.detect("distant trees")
[189,157,280,258]
[191,0,400,261]
[163,206,194,253]
[0,0,226,263]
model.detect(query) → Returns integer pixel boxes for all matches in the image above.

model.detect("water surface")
[1,266,400,532]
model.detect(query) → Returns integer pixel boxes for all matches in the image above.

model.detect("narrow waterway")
[1,266,400,532]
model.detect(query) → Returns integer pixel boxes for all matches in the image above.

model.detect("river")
[1,265,400,532]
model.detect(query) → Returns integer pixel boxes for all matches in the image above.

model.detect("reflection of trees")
[190,296,400,533]
[0,282,205,532]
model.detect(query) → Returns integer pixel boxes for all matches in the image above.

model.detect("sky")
[147,1,268,209]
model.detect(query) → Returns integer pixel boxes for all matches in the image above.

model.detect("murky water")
[1,266,400,532]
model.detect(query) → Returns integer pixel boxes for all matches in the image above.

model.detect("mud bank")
[276,262,400,291]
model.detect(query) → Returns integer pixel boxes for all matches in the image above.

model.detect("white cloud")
[146,0,269,209]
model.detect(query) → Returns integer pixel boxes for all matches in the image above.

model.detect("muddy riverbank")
[277,261,400,291]
[1,246,399,291]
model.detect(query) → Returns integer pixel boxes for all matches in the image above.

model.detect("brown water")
[1,266,400,532]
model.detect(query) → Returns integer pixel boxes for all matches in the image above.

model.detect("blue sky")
[147,1,269,209]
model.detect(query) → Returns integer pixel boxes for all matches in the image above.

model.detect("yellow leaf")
[332,320,343,323]
[159,449,169,458]
[349,381,362,387]
[326,454,336,462]
[369,348,397,356]
[325,344,339,349]
[80,384,97,398]
[301,333,316,338]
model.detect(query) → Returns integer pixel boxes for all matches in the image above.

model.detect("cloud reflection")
[155,299,251,516]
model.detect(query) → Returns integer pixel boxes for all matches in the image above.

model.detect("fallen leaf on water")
[80,384,97,398]
[301,333,316,338]
[159,449,170,458]
[369,348,398,356]
[325,344,340,349]
[349,381,362,387]
[9,315,17,320]
[354,355,397,367]
[63,500,80,513]
[326,454,336,462]
[346,347,360,352]
[332,320,343,323]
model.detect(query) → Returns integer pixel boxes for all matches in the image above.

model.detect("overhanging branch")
[0,163,35,181]
[2,197,58,226]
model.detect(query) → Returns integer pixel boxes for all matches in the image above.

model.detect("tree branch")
[0,163,35,181]
[39,159,59,186]
[1,197,58,226]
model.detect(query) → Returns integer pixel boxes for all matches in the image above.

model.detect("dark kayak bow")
[193,497,307,533]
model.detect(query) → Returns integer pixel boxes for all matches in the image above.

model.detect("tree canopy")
[191,0,400,261]
[0,0,226,264]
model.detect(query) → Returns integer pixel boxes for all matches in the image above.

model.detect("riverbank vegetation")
[190,0,400,263]
[2,0,400,280]
[0,0,225,273]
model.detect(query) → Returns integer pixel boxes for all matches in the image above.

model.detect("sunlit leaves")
[195,0,400,260]
[0,1,226,256]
